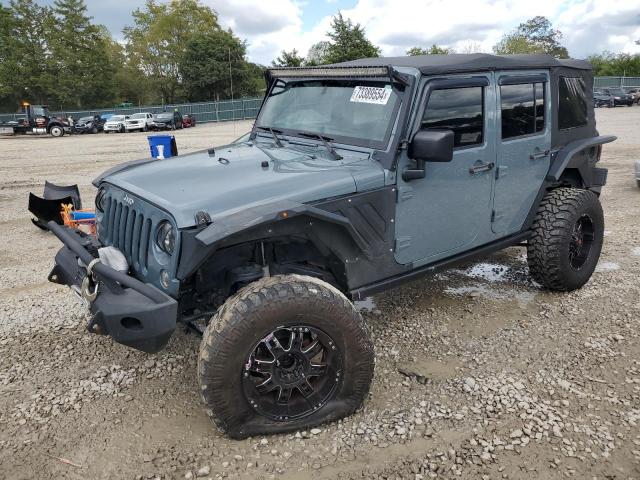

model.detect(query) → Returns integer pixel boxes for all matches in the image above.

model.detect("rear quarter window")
[558,77,588,130]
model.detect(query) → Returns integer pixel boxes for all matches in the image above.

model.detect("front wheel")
[198,275,374,439]
[527,188,604,291]
[49,125,64,137]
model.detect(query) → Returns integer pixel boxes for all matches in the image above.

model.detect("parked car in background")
[593,91,614,108]
[73,115,106,134]
[598,88,634,106]
[625,87,640,104]
[124,113,154,132]
[115,101,134,108]
[182,113,196,128]
[151,111,183,130]
[104,115,129,133]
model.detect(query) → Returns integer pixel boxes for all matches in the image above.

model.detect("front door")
[394,75,497,266]
[492,71,551,234]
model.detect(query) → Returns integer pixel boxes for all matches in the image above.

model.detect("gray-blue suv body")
[48,53,615,438]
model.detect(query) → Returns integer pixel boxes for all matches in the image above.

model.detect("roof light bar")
[268,66,391,78]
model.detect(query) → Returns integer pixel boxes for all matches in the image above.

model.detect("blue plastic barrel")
[71,211,96,220]
[147,135,178,159]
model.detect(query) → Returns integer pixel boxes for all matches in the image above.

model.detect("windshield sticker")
[350,86,392,105]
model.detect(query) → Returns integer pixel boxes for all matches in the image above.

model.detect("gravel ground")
[0,109,639,480]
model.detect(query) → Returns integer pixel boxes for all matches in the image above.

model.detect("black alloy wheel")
[242,325,342,421]
[569,214,595,270]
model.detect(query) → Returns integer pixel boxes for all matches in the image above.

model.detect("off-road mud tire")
[527,188,604,291]
[198,274,374,439]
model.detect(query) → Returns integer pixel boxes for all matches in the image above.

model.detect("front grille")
[102,197,152,272]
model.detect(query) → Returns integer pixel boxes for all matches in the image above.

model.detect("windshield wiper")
[296,132,343,160]
[256,126,284,147]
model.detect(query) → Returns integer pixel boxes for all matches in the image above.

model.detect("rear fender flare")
[546,135,616,187]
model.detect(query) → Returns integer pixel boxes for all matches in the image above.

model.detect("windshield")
[109,115,125,121]
[156,113,172,119]
[257,79,402,148]
[130,113,146,119]
[31,106,50,117]
[79,117,93,122]
[609,89,625,95]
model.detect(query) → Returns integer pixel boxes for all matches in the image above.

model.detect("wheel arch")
[177,202,372,291]
[546,135,615,190]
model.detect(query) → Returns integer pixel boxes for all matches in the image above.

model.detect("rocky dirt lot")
[0,109,639,480]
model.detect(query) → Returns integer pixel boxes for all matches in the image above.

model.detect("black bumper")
[47,221,178,353]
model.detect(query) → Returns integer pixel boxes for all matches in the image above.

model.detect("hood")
[101,141,385,228]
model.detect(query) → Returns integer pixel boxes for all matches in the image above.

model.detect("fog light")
[160,269,170,289]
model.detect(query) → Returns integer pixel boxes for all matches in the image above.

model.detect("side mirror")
[403,129,454,181]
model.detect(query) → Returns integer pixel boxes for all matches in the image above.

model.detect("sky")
[38,0,640,65]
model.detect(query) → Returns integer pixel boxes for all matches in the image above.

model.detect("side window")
[422,87,483,148]
[558,77,588,129]
[500,82,546,139]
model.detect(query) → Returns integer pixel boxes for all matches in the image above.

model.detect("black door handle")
[529,150,550,160]
[469,162,495,175]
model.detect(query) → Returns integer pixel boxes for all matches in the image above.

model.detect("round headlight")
[156,221,175,254]
[95,188,107,212]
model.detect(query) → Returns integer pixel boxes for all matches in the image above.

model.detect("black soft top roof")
[338,53,591,75]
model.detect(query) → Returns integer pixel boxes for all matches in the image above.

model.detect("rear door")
[492,71,551,234]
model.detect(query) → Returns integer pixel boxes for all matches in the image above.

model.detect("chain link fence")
[2,77,640,122]
[0,97,263,123]
[593,77,640,89]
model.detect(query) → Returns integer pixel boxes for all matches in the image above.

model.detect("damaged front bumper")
[47,221,178,353]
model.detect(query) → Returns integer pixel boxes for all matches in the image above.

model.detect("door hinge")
[491,210,496,222]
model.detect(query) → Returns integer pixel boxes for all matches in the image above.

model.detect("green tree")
[5,0,54,106]
[124,0,220,103]
[587,52,640,77]
[0,3,15,108]
[494,16,568,58]
[323,12,380,64]
[272,49,304,67]
[48,0,116,108]
[181,29,262,102]
[305,41,330,65]
[406,44,453,56]
[106,38,150,106]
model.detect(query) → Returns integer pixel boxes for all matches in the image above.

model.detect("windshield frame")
[255,77,406,151]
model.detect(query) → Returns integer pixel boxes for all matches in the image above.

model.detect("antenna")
[229,47,236,136]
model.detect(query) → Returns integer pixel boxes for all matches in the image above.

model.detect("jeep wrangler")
[47,54,614,438]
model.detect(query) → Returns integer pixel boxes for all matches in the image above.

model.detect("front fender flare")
[176,200,371,280]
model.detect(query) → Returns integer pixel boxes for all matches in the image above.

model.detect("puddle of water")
[595,261,620,272]
[445,284,535,307]
[354,296,377,312]
[453,262,510,283]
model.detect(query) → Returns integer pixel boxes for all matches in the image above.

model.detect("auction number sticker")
[350,86,392,105]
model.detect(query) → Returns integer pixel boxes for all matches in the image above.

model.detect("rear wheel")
[198,275,374,439]
[527,188,604,291]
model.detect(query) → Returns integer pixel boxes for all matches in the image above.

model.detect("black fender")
[546,135,616,187]
[176,199,371,281]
